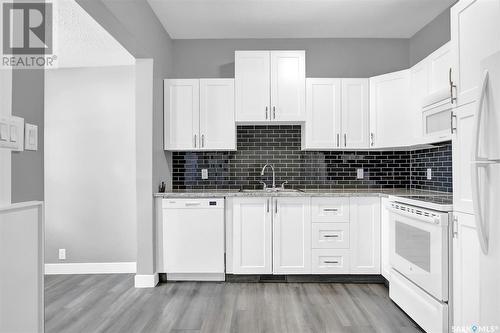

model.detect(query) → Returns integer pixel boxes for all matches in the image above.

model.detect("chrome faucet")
[260,163,276,189]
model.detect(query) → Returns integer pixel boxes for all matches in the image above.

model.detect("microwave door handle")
[471,70,490,255]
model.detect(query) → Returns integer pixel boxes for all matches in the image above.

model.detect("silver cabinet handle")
[344,133,347,147]
[337,133,340,147]
[450,112,457,134]
[266,198,269,213]
[201,134,205,147]
[194,134,197,148]
[265,106,268,120]
[370,133,374,147]
[449,68,457,104]
[275,198,278,214]
[323,260,339,264]
[273,106,276,120]
[323,208,339,212]
[323,235,339,238]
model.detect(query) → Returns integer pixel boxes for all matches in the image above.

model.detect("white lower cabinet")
[273,197,311,274]
[311,223,349,249]
[380,197,391,280]
[311,249,350,274]
[232,197,272,274]
[349,197,381,274]
[452,211,480,328]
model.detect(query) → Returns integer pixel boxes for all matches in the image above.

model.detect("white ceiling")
[147,0,455,39]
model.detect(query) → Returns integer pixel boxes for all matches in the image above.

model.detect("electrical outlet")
[427,168,432,180]
[59,248,66,260]
[356,168,364,179]
[201,169,208,180]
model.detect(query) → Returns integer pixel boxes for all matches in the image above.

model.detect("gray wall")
[77,0,173,275]
[11,69,44,203]
[409,8,451,66]
[172,38,410,78]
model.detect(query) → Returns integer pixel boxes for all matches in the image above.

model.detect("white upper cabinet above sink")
[235,50,305,123]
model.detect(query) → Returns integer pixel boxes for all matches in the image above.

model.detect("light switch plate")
[357,168,364,179]
[0,116,24,151]
[24,123,38,151]
[427,168,432,180]
[201,169,208,180]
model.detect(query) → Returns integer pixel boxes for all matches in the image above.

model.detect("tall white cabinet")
[303,78,369,149]
[164,78,236,151]
[235,50,305,122]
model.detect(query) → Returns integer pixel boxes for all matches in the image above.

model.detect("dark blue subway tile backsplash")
[172,125,452,192]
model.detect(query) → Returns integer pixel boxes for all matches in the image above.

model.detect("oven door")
[388,203,449,301]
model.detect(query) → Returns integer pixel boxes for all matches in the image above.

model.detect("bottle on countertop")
[159,181,166,193]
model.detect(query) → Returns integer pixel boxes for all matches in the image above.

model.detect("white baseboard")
[166,273,225,281]
[44,262,136,275]
[134,273,159,288]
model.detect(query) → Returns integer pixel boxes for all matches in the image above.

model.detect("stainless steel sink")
[239,188,303,193]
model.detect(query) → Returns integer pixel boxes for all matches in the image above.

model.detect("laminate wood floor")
[45,274,423,333]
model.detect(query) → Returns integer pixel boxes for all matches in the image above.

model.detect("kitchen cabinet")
[380,197,391,281]
[164,78,236,151]
[272,197,311,274]
[303,78,369,149]
[311,249,350,274]
[235,50,305,123]
[311,197,350,223]
[199,79,236,150]
[409,60,429,142]
[349,197,381,274]
[232,197,272,274]
[451,0,500,107]
[369,70,412,148]
[164,79,199,150]
[303,78,341,149]
[452,211,480,328]
[453,102,475,214]
[428,42,452,96]
[341,79,370,148]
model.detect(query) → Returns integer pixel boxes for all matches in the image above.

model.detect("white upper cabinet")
[165,79,236,151]
[369,70,412,148]
[304,78,341,149]
[235,50,306,123]
[410,60,430,141]
[451,0,500,107]
[199,79,236,150]
[273,197,311,274]
[341,79,370,148]
[428,42,452,97]
[235,51,270,122]
[349,197,381,274]
[270,51,306,122]
[164,79,200,150]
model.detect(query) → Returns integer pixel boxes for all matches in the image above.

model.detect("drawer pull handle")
[323,260,339,264]
[323,235,339,238]
[185,203,201,206]
[323,208,339,212]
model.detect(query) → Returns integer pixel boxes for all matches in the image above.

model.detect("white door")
[380,197,391,280]
[350,197,381,274]
[273,197,311,274]
[199,79,236,150]
[232,197,272,274]
[410,60,429,141]
[270,51,306,122]
[428,42,452,96]
[369,70,412,148]
[164,79,199,150]
[452,211,480,328]
[451,0,500,106]
[341,78,369,148]
[235,51,270,122]
[453,102,475,214]
[304,78,341,149]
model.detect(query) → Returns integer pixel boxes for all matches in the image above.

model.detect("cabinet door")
[410,60,429,142]
[453,211,480,328]
[453,103,475,214]
[350,197,381,274]
[232,197,272,274]
[304,78,341,149]
[164,79,199,150]
[270,51,306,122]
[273,197,311,274]
[451,0,500,106]
[235,51,270,122]
[428,42,452,95]
[341,79,369,148]
[199,79,236,150]
[369,70,412,148]
[380,197,391,281]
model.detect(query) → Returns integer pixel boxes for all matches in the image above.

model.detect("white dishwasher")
[162,198,225,281]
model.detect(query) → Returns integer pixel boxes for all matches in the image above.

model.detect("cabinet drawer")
[311,197,349,222]
[311,249,350,274]
[312,223,349,249]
